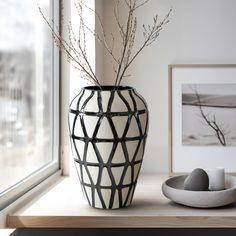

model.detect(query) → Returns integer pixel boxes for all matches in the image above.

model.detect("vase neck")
[82,85,134,92]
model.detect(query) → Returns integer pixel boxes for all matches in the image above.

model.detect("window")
[0,0,59,209]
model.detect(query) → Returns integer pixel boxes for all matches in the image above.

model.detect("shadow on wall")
[9,228,236,236]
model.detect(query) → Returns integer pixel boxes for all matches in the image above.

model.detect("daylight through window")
[0,0,59,207]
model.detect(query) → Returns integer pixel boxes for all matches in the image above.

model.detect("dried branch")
[38,5,99,86]
[194,88,227,146]
[134,0,150,10]
[114,0,126,45]
[77,0,119,65]
[39,0,172,89]
[115,2,172,86]
[114,2,135,87]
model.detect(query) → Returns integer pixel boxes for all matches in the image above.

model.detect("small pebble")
[184,168,209,191]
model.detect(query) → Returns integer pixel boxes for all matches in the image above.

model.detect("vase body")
[69,86,149,209]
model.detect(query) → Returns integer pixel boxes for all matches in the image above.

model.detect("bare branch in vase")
[38,0,172,88]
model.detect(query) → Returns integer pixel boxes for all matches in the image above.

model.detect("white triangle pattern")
[122,187,130,205]
[112,190,119,209]
[96,117,114,139]
[100,167,112,186]
[84,93,99,112]
[135,141,144,162]
[123,166,131,185]
[112,116,128,138]
[101,91,111,112]
[120,91,134,111]
[126,140,139,162]
[83,116,99,138]
[133,163,142,182]
[74,140,85,160]
[95,190,103,208]
[110,93,128,112]
[96,142,113,163]
[133,92,146,110]
[111,166,124,185]
[86,143,98,163]
[112,143,126,164]
[87,166,99,185]
[139,113,148,135]
[82,166,90,184]
[74,116,84,137]
[101,189,112,208]
[126,116,140,137]
[127,186,135,205]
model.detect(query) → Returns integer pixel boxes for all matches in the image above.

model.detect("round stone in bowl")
[162,175,236,208]
[184,168,209,191]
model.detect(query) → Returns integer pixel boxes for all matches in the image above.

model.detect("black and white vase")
[69,86,149,209]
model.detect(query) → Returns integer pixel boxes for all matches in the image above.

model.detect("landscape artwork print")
[182,84,236,146]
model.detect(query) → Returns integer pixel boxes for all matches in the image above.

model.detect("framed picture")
[169,64,236,176]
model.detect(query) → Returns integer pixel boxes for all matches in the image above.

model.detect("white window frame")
[0,0,61,212]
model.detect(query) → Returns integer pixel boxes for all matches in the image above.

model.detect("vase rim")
[83,85,134,91]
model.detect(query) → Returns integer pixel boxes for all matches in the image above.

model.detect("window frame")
[0,0,61,210]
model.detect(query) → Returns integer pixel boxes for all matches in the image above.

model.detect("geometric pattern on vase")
[69,86,149,209]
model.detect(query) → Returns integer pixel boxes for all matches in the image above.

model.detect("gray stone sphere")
[184,168,209,191]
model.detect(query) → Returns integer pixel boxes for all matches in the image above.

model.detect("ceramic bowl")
[162,175,236,208]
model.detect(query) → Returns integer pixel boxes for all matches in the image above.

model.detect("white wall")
[99,0,236,173]
[95,0,104,82]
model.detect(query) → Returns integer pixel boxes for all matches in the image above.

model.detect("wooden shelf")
[7,174,236,228]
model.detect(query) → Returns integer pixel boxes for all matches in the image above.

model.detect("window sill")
[7,174,236,228]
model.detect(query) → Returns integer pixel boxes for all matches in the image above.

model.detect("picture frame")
[169,64,236,176]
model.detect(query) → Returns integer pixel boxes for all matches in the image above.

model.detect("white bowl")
[162,175,236,208]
